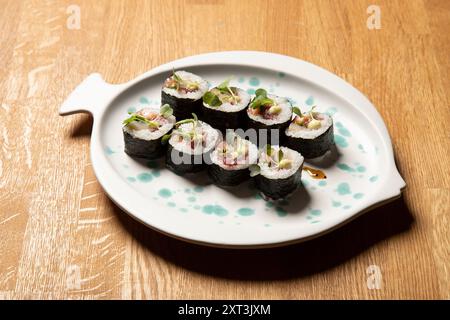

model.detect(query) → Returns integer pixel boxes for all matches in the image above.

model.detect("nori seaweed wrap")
[208,134,258,187]
[165,115,220,175]
[285,107,334,158]
[201,78,250,131]
[246,89,292,146]
[161,70,209,120]
[252,145,304,200]
[122,105,175,159]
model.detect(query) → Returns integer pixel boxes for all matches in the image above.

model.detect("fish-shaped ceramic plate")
[60,51,405,248]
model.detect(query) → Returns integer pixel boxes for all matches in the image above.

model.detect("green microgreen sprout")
[307,106,321,129]
[161,133,171,144]
[203,91,222,107]
[292,106,302,116]
[123,113,159,128]
[161,113,200,145]
[217,77,238,103]
[309,106,317,119]
[225,135,248,160]
[169,69,199,91]
[172,68,182,82]
[250,88,275,110]
[217,77,232,92]
[203,77,239,107]
[249,164,261,177]
[278,149,284,161]
[277,148,292,169]
[263,145,292,170]
[160,104,173,118]
[292,105,321,129]
[176,113,202,141]
[266,144,274,156]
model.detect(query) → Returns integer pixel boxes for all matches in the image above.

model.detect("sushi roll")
[208,134,258,187]
[285,106,334,158]
[165,114,220,175]
[251,145,304,200]
[122,104,175,159]
[201,78,251,131]
[161,70,209,120]
[246,89,292,146]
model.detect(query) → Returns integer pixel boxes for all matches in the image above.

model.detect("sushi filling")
[252,145,303,180]
[247,89,292,125]
[286,107,332,139]
[162,70,208,100]
[203,78,251,112]
[210,136,258,170]
[168,115,219,156]
[123,104,175,140]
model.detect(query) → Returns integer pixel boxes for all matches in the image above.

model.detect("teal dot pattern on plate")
[137,173,152,183]
[105,146,115,155]
[139,96,150,104]
[358,144,366,154]
[326,107,337,116]
[336,122,351,137]
[332,200,341,207]
[158,188,172,198]
[237,208,255,216]
[202,205,228,217]
[337,163,354,172]
[265,202,274,208]
[152,170,161,177]
[111,83,379,226]
[336,183,351,195]
[193,186,204,193]
[306,208,322,223]
[337,163,366,176]
[275,207,287,217]
[305,96,314,106]
[248,77,260,87]
[334,135,348,148]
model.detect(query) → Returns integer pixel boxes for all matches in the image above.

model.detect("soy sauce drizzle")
[303,166,327,179]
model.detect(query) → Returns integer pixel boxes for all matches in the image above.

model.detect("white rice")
[203,88,250,112]
[169,120,220,155]
[258,146,304,180]
[285,112,332,139]
[210,138,258,171]
[123,107,175,140]
[247,94,292,126]
[162,71,209,100]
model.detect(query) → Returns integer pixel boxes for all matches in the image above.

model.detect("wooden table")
[0,0,449,300]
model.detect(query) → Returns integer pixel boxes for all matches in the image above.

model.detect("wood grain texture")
[0,0,449,299]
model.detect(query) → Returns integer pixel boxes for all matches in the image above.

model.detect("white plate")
[60,51,405,248]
